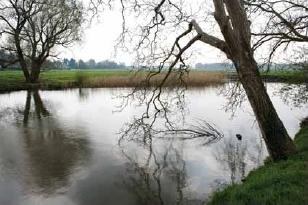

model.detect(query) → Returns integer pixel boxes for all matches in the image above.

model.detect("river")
[0,83,307,205]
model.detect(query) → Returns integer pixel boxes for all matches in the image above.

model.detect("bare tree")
[244,0,308,67]
[221,0,307,115]
[92,0,298,160]
[0,0,84,83]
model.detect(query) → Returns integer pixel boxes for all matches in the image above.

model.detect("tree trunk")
[236,55,297,160]
[14,36,31,83]
[21,64,31,83]
[30,62,41,83]
[210,0,297,161]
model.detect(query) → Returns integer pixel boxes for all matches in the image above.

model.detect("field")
[0,69,226,92]
[226,70,308,83]
[261,70,308,83]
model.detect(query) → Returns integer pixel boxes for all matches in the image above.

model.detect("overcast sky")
[58,1,301,66]
[59,8,224,65]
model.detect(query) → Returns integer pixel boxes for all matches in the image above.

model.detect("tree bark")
[29,62,42,83]
[211,0,297,160]
[236,53,296,160]
[14,35,31,83]
[21,62,31,83]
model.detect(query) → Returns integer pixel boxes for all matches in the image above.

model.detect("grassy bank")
[261,70,308,83]
[227,70,308,83]
[0,69,306,92]
[0,70,226,92]
[209,118,308,205]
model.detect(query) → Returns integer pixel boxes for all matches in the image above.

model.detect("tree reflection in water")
[78,88,91,102]
[213,135,264,186]
[0,90,91,195]
[214,138,247,184]
[117,87,224,204]
[274,83,308,108]
[120,138,205,205]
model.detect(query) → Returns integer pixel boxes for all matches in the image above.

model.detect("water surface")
[0,83,307,205]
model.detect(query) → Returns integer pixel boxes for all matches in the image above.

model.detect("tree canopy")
[0,0,84,82]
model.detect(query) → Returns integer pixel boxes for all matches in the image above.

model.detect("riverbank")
[262,71,308,83]
[208,118,308,205]
[0,70,225,92]
[0,70,307,93]
[227,70,308,83]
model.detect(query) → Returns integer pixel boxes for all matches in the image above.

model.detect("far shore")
[0,69,306,93]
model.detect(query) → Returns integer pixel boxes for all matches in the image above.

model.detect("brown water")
[0,83,307,205]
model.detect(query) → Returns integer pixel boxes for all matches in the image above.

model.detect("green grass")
[0,69,132,92]
[261,70,308,83]
[0,70,27,91]
[208,119,308,205]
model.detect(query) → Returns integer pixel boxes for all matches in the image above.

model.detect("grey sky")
[58,0,304,66]
[59,8,224,65]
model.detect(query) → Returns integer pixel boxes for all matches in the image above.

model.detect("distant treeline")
[195,63,235,71]
[58,58,127,70]
[0,55,127,70]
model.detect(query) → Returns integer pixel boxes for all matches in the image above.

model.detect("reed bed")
[80,71,226,88]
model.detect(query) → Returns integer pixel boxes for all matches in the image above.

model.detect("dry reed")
[81,71,226,88]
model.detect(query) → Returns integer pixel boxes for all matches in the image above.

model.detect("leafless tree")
[0,0,84,83]
[92,0,298,161]
[244,0,308,68]
[222,0,307,116]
